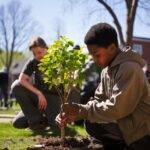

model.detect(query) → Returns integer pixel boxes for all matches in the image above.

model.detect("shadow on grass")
[31,125,79,137]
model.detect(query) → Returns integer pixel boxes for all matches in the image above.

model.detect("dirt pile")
[27,136,104,150]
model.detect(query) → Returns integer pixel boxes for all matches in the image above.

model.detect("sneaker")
[88,137,104,150]
[29,117,49,132]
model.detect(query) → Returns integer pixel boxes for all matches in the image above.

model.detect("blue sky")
[0,0,150,50]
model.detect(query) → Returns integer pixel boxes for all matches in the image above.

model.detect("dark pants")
[0,85,8,107]
[11,80,61,129]
[84,120,150,150]
[85,120,127,150]
[129,135,150,150]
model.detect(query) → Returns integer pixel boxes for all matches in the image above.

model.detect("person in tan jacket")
[56,23,150,150]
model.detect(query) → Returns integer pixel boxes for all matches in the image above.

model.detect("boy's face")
[31,46,47,60]
[87,44,117,68]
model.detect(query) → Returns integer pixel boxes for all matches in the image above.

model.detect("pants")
[0,85,8,107]
[11,80,61,129]
[85,120,127,150]
[129,135,150,150]
[84,120,150,150]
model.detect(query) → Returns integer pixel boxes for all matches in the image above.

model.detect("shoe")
[88,137,104,150]
[29,117,49,132]
[29,122,48,132]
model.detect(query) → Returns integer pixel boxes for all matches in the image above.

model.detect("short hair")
[84,23,118,48]
[29,36,48,50]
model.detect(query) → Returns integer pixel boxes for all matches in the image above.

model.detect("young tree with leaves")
[39,36,88,139]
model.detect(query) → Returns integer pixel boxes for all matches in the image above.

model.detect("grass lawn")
[0,123,88,150]
[0,123,36,150]
[0,102,21,115]
[0,102,88,150]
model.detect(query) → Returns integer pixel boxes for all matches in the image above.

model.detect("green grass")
[67,124,88,137]
[0,123,88,150]
[0,123,36,150]
[0,102,88,149]
[0,137,36,150]
[0,102,21,115]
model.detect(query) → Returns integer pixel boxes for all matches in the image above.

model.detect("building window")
[133,44,143,55]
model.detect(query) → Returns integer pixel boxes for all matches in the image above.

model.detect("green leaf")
[39,36,88,102]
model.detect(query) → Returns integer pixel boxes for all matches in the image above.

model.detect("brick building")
[133,36,150,72]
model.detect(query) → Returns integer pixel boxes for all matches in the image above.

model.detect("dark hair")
[84,23,118,48]
[29,36,48,50]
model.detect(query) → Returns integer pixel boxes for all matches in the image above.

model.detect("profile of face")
[31,46,47,60]
[87,44,117,68]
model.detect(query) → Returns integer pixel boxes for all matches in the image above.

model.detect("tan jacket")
[79,49,150,144]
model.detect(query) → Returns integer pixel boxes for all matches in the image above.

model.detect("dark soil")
[27,136,104,150]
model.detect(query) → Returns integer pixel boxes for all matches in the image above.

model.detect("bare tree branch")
[88,8,102,16]
[97,0,125,45]
[125,0,139,45]
[0,6,9,67]
[0,0,40,73]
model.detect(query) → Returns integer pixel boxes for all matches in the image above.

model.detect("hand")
[55,113,67,128]
[37,92,47,111]
[62,103,79,118]
[55,103,79,127]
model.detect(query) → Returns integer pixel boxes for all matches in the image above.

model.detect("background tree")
[65,0,150,46]
[53,18,66,40]
[0,0,39,74]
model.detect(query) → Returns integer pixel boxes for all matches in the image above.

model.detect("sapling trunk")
[38,36,88,142]
[60,94,70,140]
[60,108,65,140]
[61,122,65,140]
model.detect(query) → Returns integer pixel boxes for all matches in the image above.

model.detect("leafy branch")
[39,36,88,139]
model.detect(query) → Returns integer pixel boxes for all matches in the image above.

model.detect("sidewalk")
[0,114,15,123]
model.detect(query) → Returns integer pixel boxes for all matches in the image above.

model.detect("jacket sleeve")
[79,62,145,122]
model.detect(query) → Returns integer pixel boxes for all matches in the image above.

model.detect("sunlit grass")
[0,123,88,150]
[0,102,21,115]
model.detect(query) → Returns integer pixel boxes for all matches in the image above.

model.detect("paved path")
[0,114,15,123]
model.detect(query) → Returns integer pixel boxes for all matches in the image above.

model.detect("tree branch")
[97,0,125,46]
[0,1,39,72]
[0,9,9,67]
[125,0,139,45]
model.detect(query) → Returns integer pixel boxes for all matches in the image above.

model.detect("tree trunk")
[61,123,65,140]
[126,0,139,46]
[60,97,66,140]
[60,107,65,140]
[97,0,125,46]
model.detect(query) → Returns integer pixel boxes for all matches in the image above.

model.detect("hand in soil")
[55,103,79,127]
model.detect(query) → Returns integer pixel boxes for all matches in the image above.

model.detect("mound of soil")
[27,136,104,150]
